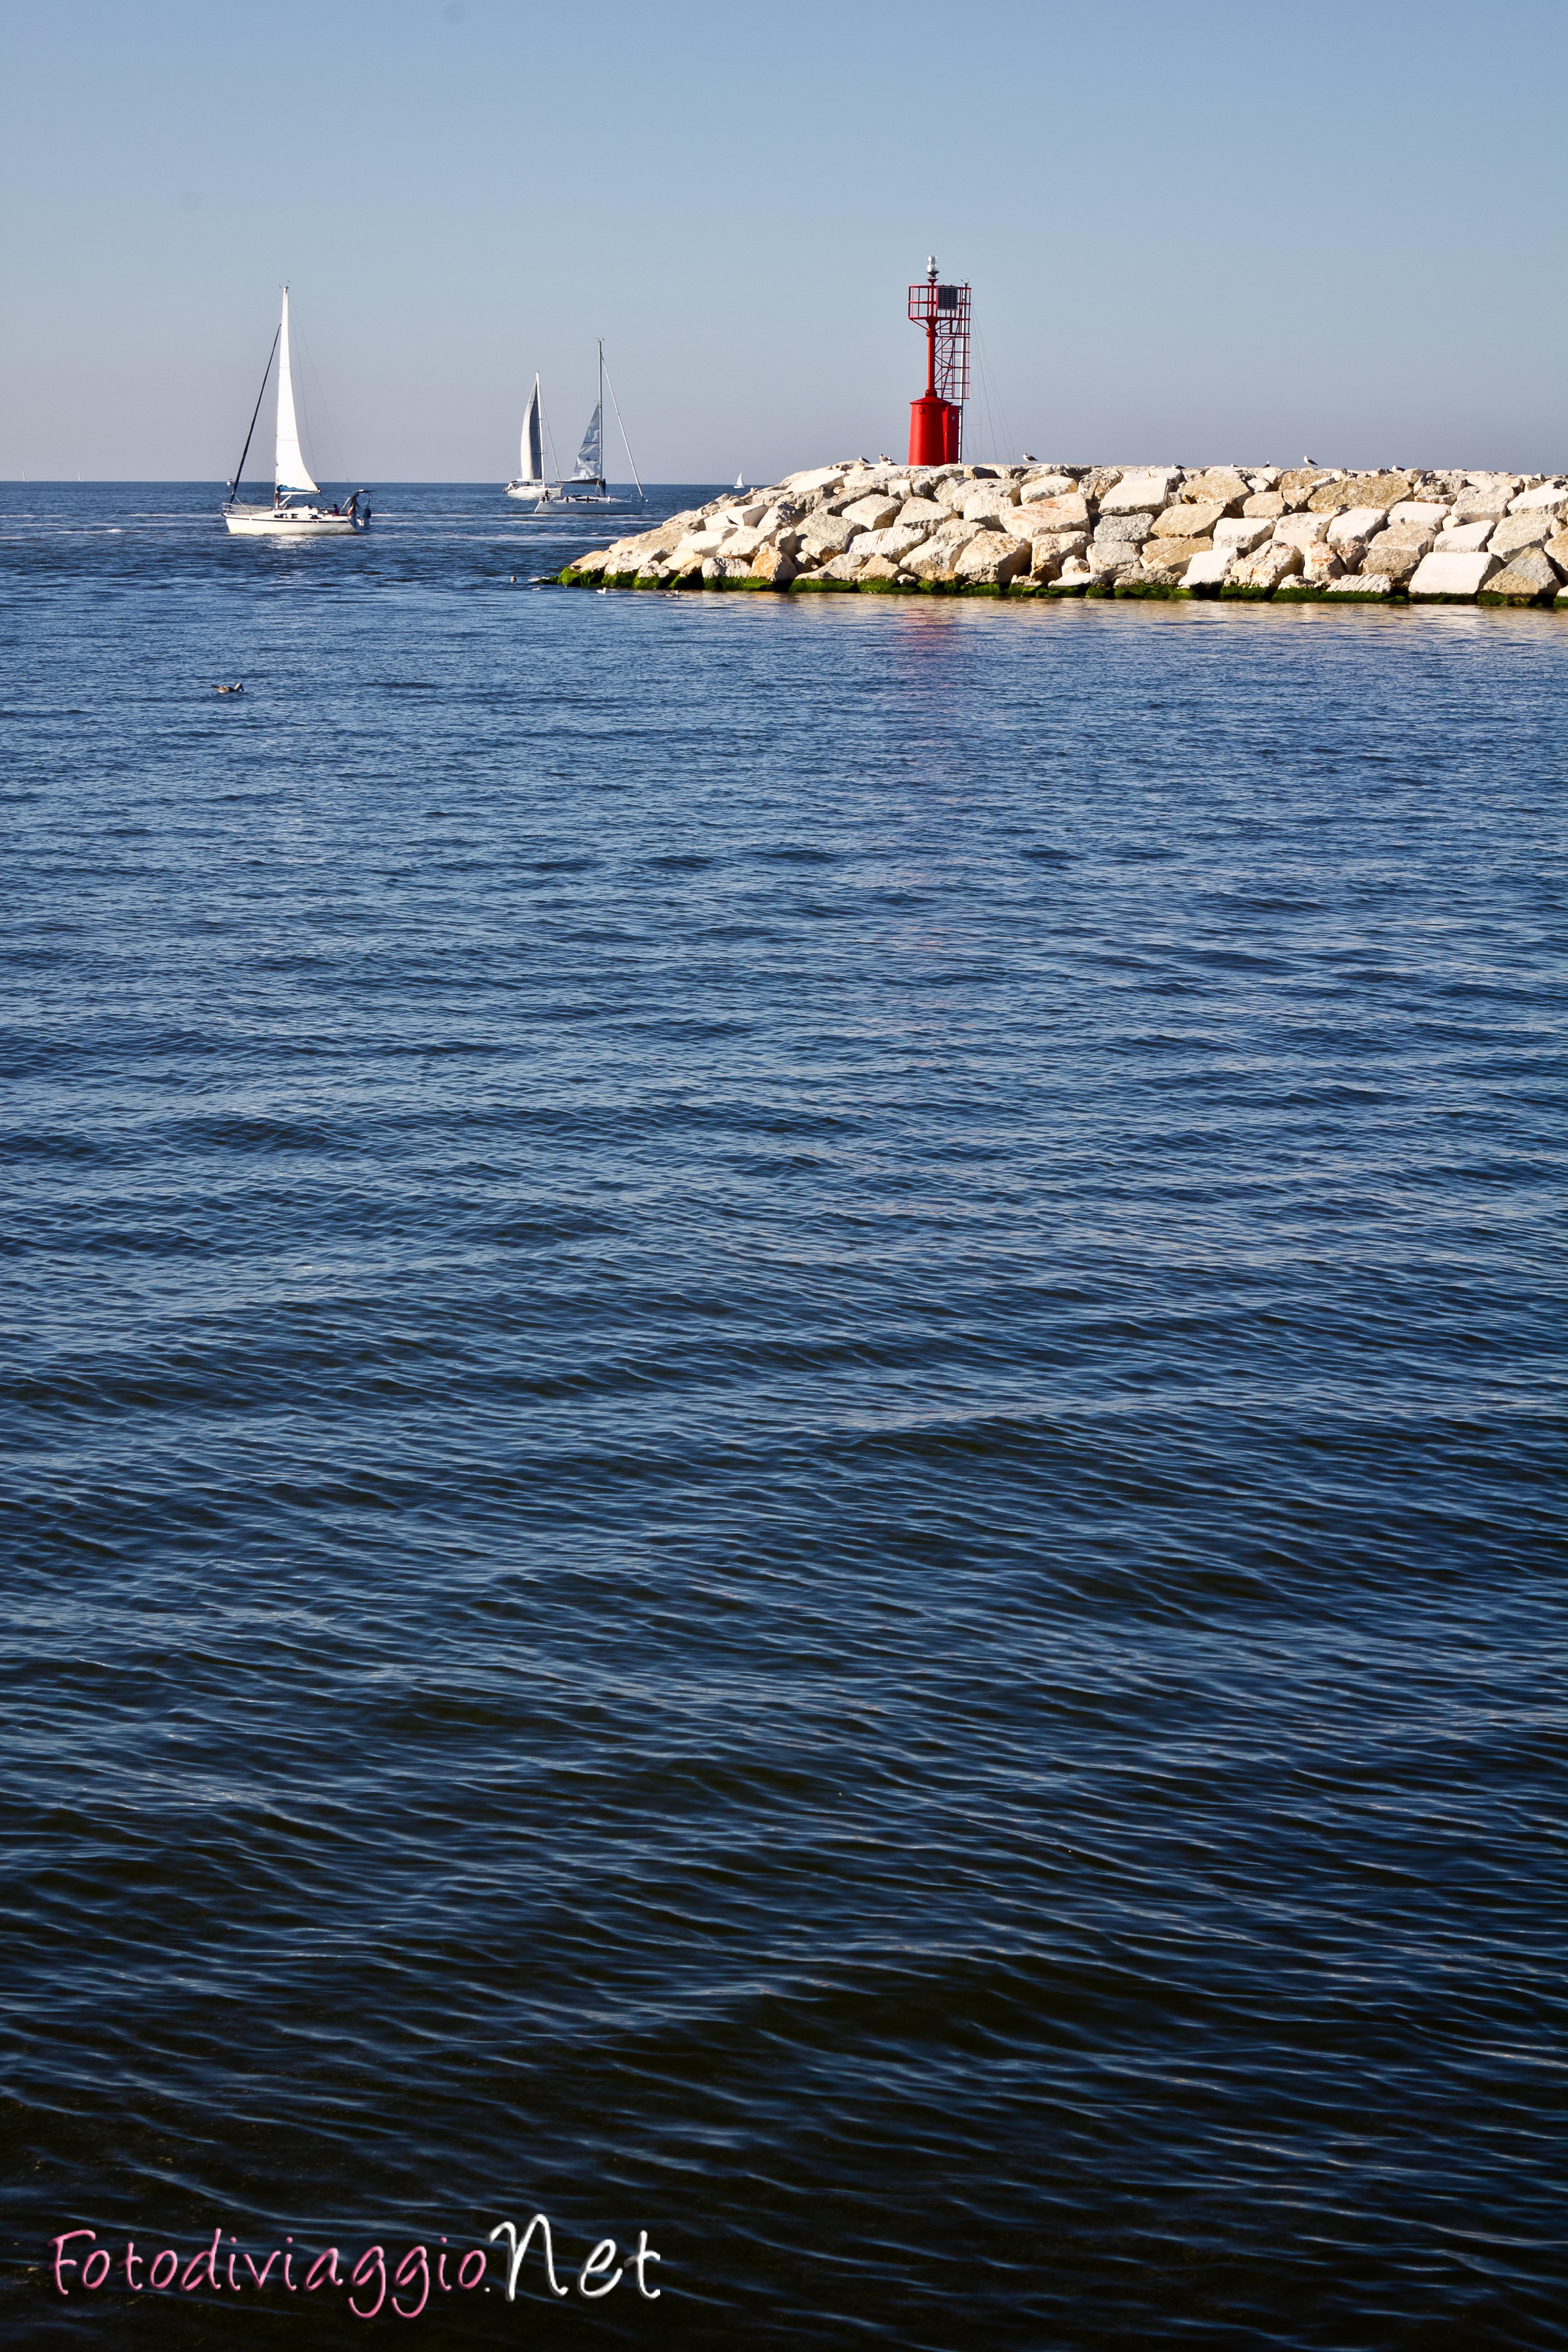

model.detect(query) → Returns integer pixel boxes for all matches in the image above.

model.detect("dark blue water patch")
[0,483,1565,2350]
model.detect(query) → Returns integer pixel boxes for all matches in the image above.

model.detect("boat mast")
[227,328,280,505]
[598,338,605,487]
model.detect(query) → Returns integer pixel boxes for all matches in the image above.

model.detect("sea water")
[2,483,1564,2347]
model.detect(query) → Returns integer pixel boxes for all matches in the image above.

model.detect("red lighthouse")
[907,257,970,467]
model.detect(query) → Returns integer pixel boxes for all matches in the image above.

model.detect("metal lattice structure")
[908,268,970,407]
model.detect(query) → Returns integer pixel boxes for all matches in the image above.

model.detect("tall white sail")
[274,287,319,495]
[521,376,544,483]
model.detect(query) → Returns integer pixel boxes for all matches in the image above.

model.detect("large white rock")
[798,513,861,557]
[1151,501,1228,538]
[853,523,933,564]
[1094,512,1153,544]
[1326,505,1390,548]
[1447,486,1513,522]
[1274,513,1330,549]
[1408,550,1500,600]
[678,527,735,557]
[780,466,846,497]
[1099,468,1181,513]
[1387,501,1450,528]
[814,550,869,582]
[1489,511,1553,559]
[1325,573,1395,598]
[1507,482,1568,514]
[1022,492,1091,532]
[1182,550,1233,589]
[1229,543,1303,591]
[1479,551,1561,603]
[961,485,1022,521]
[904,526,984,581]
[840,495,901,532]
[1213,517,1277,552]
[953,533,1031,586]
[1018,473,1078,502]
[897,497,947,528]
[1433,519,1494,554]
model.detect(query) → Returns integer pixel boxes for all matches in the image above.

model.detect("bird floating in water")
[215,681,243,694]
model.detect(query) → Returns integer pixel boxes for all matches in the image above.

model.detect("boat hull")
[224,506,367,537]
[505,481,547,502]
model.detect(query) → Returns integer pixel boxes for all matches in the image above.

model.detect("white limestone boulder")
[1094,512,1153,545]
[1478,551,1560,605]
[1182,549,1233,591]
[1408,550,1500,600]
[904,526,984,582]
[1023,492,1092,533]
[1447,485,1514,523]
[798,514,861,558]
[1489,511,1554,559]
[1387,501,1450,529]
[1326,506,1389,548]
[1433,519,1494,554]
[853,523,933,564]
[1228,543,1303,591]
[1099,468,1181,513]
[1507,482,1568,514]
[953,533,1031,587]
[840,495,902,533]
[1326,574,1395,599]
[1151,502,1228,539]
[1018,474,1079,502]
[1274,514,1331,549]
[961,485,1022,522]
[1213,518,1276,553]
[814,550,869,583]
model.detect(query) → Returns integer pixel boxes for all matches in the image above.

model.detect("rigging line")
[539,387,561,487]
[228,328,279,501]
[601,354,644,500]
[973,324,1015,465]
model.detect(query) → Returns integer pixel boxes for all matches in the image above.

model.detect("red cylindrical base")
[908,395,951,467]
[941,402,962,464]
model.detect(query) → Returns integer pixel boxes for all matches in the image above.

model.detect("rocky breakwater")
[561,461,1568,609]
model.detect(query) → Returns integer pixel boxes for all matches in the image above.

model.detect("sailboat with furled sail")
[223,288,370,535]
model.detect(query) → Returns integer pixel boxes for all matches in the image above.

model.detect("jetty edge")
[559,462,1568,608]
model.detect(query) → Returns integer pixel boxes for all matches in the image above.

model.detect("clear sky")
[3,0,1564,482]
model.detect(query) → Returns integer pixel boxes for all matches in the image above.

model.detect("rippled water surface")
[3,484,1564,2347]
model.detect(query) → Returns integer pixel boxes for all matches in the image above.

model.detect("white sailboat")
[534,342,644,507]
[223,288,369,536]
[505,375,547,501]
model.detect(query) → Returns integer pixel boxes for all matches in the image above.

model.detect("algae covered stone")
[1478,552,1560,607]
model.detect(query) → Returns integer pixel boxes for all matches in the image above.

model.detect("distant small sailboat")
[506,375,547,502]
[223,288,369,536]
[735,471,745,490]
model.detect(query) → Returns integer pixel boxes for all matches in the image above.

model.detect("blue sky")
[3,0,1564,481]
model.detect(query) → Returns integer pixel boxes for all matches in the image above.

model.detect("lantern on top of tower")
[907,258,970,467]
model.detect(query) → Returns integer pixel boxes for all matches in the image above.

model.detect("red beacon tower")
[907,257,970,467]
